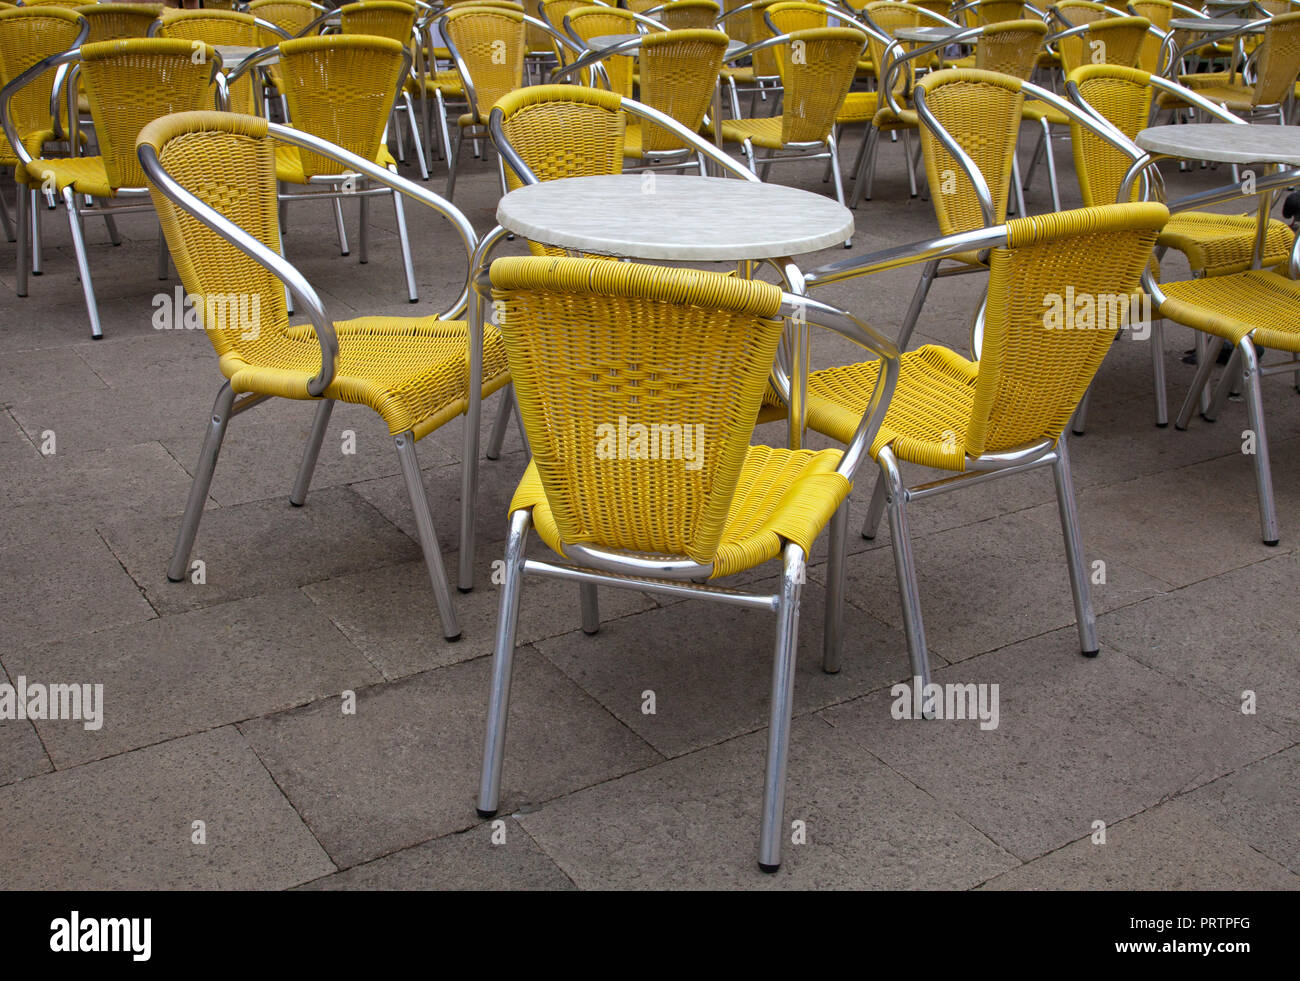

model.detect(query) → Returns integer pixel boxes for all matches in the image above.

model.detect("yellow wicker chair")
[625,27,726,171]
[849,0,926,200]
[246,34,422,300]
[564,4,640,95]
[440,4,527,199]
[248,0,321,38]
[79,3,163,40]
[338,1,429,180]
[1126,0,1170,73]
[0,6,86,285]
[1157,10,1300,123]
[472,253,899,873]
[651,0,721,29]
[766,1,881,132]
[1022,14,1149,210]
[717,0,786,116]
[136,109,505,641]
[2,37,219,338]
[711,27,865,219]
[800,201,1168,684]
[152,8,264,114]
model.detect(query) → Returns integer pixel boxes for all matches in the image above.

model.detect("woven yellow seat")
[274,143,398,183]
[715,114,784,146]
[23,154,114,197]
[513,444,850,580]
[1158,271,1300,352]
[836,89,878,124]
[1155,75,1255,111]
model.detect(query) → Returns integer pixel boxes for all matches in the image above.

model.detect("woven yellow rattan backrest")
[1051,0,1108,27]
[489,255,787,563]
[445,6,526,119]
[1126,0,1168,71]
[974,0,1028,26]
[658,0,720,29]
[967,202,1167,456]
[155,9,260,112]
[494,84,623,255]
[539,0,591,62]
[1056,15,1147,74]
[566,5,638,95]
[624,0,661,11]
[1253,11,1300,106]
[1066,63,1148,206]
[277,35,405,178]
[777,27,865,142]
[248,0,318,37]
[917,68,1022,234]
[766,1,828,35]
[864,1,922,96]
[139,111,290,363]
[78,4,161,42]
[80,38,216,189]
[339,1,417,43]
[20,0,85,7]
[907,0,953,20]
[748,0,783,76]
[638,28,725,150]
[975,18,1047,78]
[0,8,84,142]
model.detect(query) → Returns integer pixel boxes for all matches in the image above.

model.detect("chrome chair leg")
[1071,386,1092,436]
[29,188,42,277]
[168,383,236,582]
[579,582,600,635]
[1175,332,1220,430]
[332,196,349,256]
[827,133,851,247]
[62,186,102,340]
[0,186,14,242]
[157,225,169,281]
[1203,345,1242,422]
[290,398,334,507]
[1010,152,1025,217]
[1041,120,1061,213]
[897,257,938,351]
[860,473,887,540]
[446,127,463,200]
[395,430,462,640]
[101,209,122,246]
[1239,340,1279,545]
[403,91,430,181]
[486,384,513,460]
[849,126,880,208]
[1150,318,1168,427]
[823,501,848,674]
[902,129,918,198]
[879,447,932,692]
[392,186,418,303]
[477,508,531,819]
[1051,438,1098,655]
[16,182,29,296]
[359,188,369,265]
[758,541,805,873]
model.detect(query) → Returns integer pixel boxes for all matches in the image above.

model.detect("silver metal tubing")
[331,197,349,255]
[579,583,600,635]
[15,182,28,296]
[1204,344,1242,422]
[879,446,933,692]
[897,257,939,352]
[1239,339,1279,544]
[1052,438,1099,654]
[62,186,101,340]
[1174,330,1222,430]
[806,223,1008,289]
[395,431,462,640]
[290,398,335,507]
[860,475,887,540]
[477,511,530,819]
[1150,318,1168,427]
[391,181,418,302]
[823,501,848,674]
[486,384,513,460]
[523,558,781,612]
[358,188,369,263]
[562,542,715,580]
[758,541,805,873]
[906,453,1057,504]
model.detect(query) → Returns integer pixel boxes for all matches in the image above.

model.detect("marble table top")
[1169,16,1264,31]
[589,33,745,56]
[213,45,278,71]
[496,174,854,260]
[1137,123,1300,164]
[895,25,965,43]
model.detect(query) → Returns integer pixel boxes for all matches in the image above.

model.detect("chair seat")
[274,144,397,183]
[1158,269,1300,352]
[1162,211,1294,277]
[722,65,757,83]
[511,443,851,579]
[1,129,61,177]
[1021,101,1068,125]
[26,154,114,196]
[712,115,788,146]
[221,316,511,439]
[410,68,464,96]
[623,120,696,159]
[837,90,878,124]
[806,344,979,471]
[1156,73,1258,110]
[870,105,918,129]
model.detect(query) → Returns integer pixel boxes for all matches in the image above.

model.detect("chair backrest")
[248,0,320,38]
[967,201,1167,456]
[444,4,526,119]
[776,26,865,142]
[916,68,1022,234]
[1051,0,1109,27]
[974,17,1047,77]
[155,8,260,44]
[339,0,417,43]
[488,254,788,565]
[907,0,953,20]
[0,7,85,145]
[493,83,624,255]
[80,37,217,189]
[637,27,726,151]
[747,0,783,76]
[540,0,595,62]
[277,34,406,178]
[1066,62,1149,206]
[974,0,1028,26]
[1252,10,1300,107]
[566,5,638,95]
[657,0,720,29]
[624,0,662,11]
[138,111,291,368]
[765,1,829,35]
[78,3,161,42]
[1126,0,1168,71]
[863,1,922,96]
[1056,14,1147,74]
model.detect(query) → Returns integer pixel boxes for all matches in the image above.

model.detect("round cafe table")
[1169,16,1265,31]
[212,45,278,73]
[894,25,965,43]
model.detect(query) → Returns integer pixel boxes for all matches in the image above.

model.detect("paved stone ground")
[1,115,1298,890]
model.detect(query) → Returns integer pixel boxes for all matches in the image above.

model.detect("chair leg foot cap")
[166,575,184,583]
[1081,648,1099,658]
[409,298,419,304]
[444,631,462,643]
[91,334,103,341]
[582,626,599,636]
[758,861,780,874]
[1264,539,1280,547]
[822,666,840,675]
[458,586,473,594]
[1155,422,1168,428]
[476,808,497,819]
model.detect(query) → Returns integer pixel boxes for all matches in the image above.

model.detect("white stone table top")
[895,25,965,42]
[1169,16,1264,30]
[1137,123,1300,164]
[589,33,746,56]
[214,45,278,71]
[496,174,854,260]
